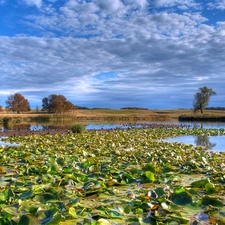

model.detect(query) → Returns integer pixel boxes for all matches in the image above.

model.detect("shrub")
[71,124,85,133]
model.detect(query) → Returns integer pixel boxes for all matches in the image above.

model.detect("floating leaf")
[0,188,14,203]
[191,178,210,188]
[205,183,216,193]
[68,207,78,218]
[171,188,192,205]
[167,220,180,225]
[201,196,224,207]
[142,164,155,173]
[97,218,111,225]
[2,126,225,224]
[121,173,136,183]
[18,214,41,225]
[145,171,155,182]
[44,212,65,225]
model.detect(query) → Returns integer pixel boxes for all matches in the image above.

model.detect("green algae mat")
[1,128,225,225]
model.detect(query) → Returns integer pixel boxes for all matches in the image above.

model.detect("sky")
[0,0,225,109]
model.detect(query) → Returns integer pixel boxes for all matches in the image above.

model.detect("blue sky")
[0,0,225,109]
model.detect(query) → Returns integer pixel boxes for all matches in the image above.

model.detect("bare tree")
[6,93,30,114]
[193,86,216,114]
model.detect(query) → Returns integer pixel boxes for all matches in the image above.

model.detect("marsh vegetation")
[1,127,225,224]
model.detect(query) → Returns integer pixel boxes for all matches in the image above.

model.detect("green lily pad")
[18,214,41,225]
[190,178,210,188]
[205,183,216,193]
[201,196,224,207]
[171,188,192,205]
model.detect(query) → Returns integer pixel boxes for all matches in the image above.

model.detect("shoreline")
[0,122,191,137]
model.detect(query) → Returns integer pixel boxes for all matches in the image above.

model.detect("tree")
[42,94,75,113]
[193,86,216,114]
[42,97,50,112]
[6,93,30,114]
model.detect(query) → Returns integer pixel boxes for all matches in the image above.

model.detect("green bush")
[71,124,85,133]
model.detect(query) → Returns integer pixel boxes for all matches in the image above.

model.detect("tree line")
[1,93,78,114]
[0,86,217,114]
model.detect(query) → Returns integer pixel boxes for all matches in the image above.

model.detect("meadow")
[1,127,225,224]
[1,109,225,125]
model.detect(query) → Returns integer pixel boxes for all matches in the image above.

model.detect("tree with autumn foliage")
[42,94,75,113]
[6,93,30,114]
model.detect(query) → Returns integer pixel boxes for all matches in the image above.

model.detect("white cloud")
[22,0,42,8]
[207,0,225,11]
[124,0,148,8]
[1,0,225,108]
[96,0,125,14]
[153,0,200,9]
[1,16,225,107]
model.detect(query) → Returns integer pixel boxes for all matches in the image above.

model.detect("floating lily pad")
[201,196,224,207]
[171,188,192,205]
[1,127,225,224]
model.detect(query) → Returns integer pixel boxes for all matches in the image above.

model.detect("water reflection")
[194,135,216,150]
[166,135,225,152]
[2,120,225,131]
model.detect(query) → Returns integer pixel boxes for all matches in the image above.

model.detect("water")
[85,121,225,129]
[1,121,225,149]
[0,137,20,147]
[2,121,225,131]
[166,135,225,152]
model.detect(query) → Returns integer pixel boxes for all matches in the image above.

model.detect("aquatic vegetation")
[1,128,225,224]
[71,124,86,133]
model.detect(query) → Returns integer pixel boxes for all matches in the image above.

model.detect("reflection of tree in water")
[3,123,31,130]
[194,135,216,150]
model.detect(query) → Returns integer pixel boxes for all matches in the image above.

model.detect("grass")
[1,109,225,122]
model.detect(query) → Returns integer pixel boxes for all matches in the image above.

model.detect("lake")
[1,120,225,150]
[86,121,225,130]
[2,120,225,131]
[165,135,225,152]
[87,121,225,152]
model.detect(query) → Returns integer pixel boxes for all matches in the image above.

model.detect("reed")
[30,115,51,122]
[70,124,85,133]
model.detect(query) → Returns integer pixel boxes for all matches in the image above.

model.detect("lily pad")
[201,196,224,207]
[171,188,192,205]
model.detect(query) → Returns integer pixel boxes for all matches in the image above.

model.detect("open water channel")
[88,121,225,152]
[1,121,225,151]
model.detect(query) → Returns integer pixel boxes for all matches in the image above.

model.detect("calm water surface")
[1,121,225,150]
[165,135,225,152]
[0,137,20,147]
[162,122,225,152]
[86,121,225,129]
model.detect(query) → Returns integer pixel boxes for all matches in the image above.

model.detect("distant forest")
[120,107,149,110]
[206,107,225,110]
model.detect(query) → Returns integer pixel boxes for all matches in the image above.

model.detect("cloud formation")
[1,0,225,109]
[22,0,42,8]
[207,0,225,11]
